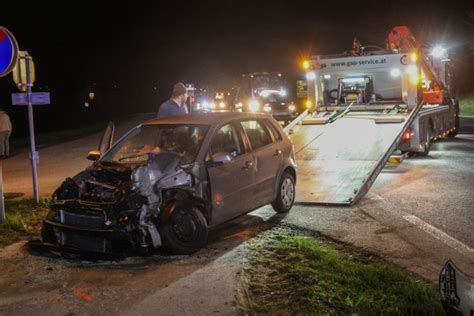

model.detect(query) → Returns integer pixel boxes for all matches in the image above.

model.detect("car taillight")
[402,129,414,140]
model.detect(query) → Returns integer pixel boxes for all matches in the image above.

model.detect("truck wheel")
[159,203,208,255]
[448,102,460,138]
[448,113,460,138]
[419,129,431,157]
[272,172,295,213]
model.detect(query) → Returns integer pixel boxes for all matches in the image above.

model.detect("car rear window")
[264,120,282,142]
[240,120,272,150]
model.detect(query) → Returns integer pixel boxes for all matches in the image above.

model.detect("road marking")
[403,215,474,256]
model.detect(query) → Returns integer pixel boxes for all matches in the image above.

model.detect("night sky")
[1,0,473,135]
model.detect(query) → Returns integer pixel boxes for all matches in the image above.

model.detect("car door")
[206,122,255,226]
[240,119,281,208]
[263,118,284,169]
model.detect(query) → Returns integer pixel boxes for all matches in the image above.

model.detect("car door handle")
[274,149,282,156]
[243,161,253,170]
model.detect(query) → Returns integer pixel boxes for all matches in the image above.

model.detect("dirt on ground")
[0,212,283,315]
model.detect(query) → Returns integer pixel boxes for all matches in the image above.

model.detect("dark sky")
[1,0,473,133]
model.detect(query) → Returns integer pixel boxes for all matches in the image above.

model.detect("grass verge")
[0,199,50,247]
[459,94,474,116]
[241,229,444,315]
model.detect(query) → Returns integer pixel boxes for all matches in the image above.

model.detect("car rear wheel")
[272,172,295,213]
[160,203,208,255]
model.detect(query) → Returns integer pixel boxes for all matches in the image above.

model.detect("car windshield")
[101,124,209,164]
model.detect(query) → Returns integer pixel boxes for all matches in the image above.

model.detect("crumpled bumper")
[30,219,131,259]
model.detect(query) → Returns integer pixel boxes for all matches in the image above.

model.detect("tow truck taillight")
[402,129,414,140]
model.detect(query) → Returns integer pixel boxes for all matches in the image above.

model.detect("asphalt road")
[370,117,474,249]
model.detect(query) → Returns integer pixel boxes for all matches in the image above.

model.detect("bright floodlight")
[249,100,260,112]
[306,71,316,80]
[390,68,401,77]
[431,46,446,58]
[280,89,287,97]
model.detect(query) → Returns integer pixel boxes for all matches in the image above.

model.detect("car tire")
[272,172,295,213]
[160,203,208,255]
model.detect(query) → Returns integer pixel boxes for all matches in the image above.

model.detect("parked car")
[36,113,296,258]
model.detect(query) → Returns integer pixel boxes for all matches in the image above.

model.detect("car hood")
[53,152,189,205]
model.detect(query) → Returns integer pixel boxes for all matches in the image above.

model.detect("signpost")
[23,52,40,202]
[1,26,41,203]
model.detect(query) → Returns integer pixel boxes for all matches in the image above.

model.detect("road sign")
[12,51,35,91]
[0,26,19,77]
[12,92,50,105]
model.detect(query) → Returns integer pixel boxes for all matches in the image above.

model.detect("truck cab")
[304,31,458,156]
[235,72,298,123]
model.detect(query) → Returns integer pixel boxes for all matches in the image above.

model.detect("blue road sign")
[0,26,19,77]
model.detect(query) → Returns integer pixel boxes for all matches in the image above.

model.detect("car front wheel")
[160,203,208,255]
[272,172,295,213]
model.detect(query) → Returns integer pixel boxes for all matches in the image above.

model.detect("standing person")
[157,82,189,118]
[0,109,12,159]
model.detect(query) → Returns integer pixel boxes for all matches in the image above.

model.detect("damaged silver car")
[36,113,296,257]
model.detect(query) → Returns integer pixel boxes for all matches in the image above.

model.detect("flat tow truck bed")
[290,113,412,205]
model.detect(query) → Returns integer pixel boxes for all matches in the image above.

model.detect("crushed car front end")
[33,123,211,258]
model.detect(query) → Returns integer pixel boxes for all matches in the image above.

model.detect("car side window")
[264,120,282,142]
[209,124,243,158]
[240,120,272,150]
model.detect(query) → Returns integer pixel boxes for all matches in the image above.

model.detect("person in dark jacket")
[157,82,189,118]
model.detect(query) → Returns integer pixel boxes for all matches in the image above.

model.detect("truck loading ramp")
[285,101,424,205]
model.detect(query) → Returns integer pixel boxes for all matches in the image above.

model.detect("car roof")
[142,112,275,126]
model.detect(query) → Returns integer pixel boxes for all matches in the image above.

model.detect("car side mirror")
[87,149,101,161]
[211,152,233,165]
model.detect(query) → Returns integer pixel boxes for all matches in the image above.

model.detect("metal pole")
[25,55,39,202]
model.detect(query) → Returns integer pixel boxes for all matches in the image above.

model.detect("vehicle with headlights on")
[33,113,296,258]
[234,72,298,123]
[194,90,234,113]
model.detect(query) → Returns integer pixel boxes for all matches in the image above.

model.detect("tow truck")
[285,26,459,205]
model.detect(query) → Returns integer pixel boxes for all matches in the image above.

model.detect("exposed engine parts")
[44,152,200,257]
